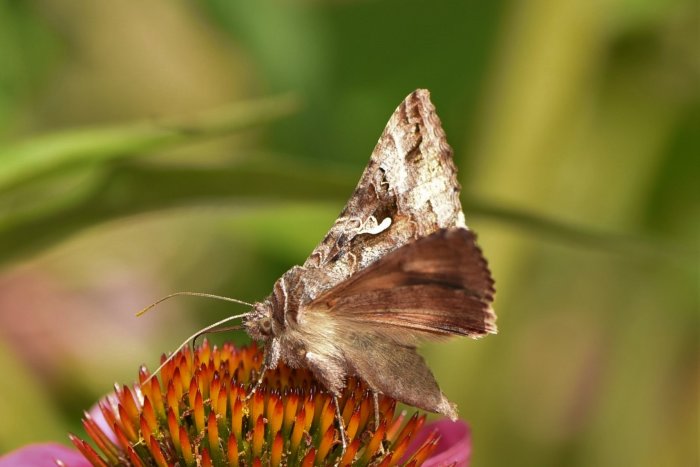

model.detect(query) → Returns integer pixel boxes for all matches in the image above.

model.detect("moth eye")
[260,317,272,335]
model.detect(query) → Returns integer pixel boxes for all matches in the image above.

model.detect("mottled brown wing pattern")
[309,228,496,339]
[293,89,466,321]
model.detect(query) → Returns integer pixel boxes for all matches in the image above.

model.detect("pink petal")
[0,443,89,467]
[88,396,119,445]
[407,419,472,467]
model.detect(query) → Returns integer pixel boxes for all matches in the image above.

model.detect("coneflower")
[0,341,471,467]
[72,340,440,466]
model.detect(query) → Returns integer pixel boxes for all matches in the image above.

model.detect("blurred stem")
[0,162,691,268]
[0,93,300,192]
[462,196,693,261]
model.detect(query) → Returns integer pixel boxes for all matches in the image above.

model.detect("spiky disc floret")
[71,341,440,466]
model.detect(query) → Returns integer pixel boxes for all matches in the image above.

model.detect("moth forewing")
[290,89,466,324]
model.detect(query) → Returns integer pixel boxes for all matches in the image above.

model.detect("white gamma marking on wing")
[357,216,392,235]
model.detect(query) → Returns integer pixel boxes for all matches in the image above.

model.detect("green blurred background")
[0,1,697,465]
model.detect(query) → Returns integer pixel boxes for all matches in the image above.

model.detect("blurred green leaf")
[0,93,300,193]
[0,2,58,131]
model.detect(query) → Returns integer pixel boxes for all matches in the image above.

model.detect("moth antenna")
[142,312,250,385]
[136,292,254,317]
[192,324,244,352]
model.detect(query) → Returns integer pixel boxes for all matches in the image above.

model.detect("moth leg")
[247,338,281,400]
[305,352,348,456]
[247,366,267,400]
[333,395,348,456]
[372,391,381,431]
[372,391,386,456]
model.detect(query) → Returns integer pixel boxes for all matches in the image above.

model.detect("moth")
[144,89,496,443]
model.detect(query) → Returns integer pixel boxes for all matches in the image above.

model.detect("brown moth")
[143,89,496,442]
[243,89,496,422]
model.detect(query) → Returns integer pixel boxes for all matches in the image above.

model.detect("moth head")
[244,300,278,341]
